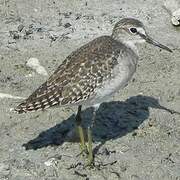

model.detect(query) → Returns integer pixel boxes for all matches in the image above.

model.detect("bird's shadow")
[23,95,177,151]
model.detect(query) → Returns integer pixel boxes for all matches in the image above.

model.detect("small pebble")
[26,57,48,76]
[44,158,58,167]
[64,23,72,28]
[9,31,20,39]
[164,0,180,26]
[172,9,180,26]
[18,24,24,32]
[25,29,33,35]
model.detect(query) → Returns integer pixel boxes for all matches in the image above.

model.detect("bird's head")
[111,18,172,52]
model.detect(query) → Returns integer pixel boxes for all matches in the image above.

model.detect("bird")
[14,18,172,165]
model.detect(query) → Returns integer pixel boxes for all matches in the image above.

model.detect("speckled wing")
[14,36,124,113]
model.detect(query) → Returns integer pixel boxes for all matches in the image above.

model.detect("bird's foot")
[76,143,95,167]
[85,154,94,167]
[76,144,88,157]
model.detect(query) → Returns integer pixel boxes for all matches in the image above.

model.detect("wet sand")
[0,0,180,179]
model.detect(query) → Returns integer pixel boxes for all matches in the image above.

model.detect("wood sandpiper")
[14,18,172,165]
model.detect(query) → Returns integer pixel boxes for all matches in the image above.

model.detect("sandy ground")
[0,0,180,179]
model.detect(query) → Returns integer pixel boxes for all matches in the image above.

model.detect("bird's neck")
[122,40,139,54]
[122,39,146,55]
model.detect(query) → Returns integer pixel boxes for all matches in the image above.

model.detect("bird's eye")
[129,27,137,34]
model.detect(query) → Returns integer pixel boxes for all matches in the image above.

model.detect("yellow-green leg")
[87,106,98,165]
[76,105,87,153]
[77,125,86,151]
[76,105,98,166]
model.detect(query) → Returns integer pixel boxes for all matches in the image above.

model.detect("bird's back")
[14,36,138,113]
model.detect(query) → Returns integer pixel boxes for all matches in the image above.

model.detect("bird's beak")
[139,33,173,53]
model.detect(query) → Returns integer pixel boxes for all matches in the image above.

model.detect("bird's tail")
[13,101,40,114]
[13,92,60,114]
[13,82,63,114]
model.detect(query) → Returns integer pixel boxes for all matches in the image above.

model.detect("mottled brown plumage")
[15,36,130,113]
